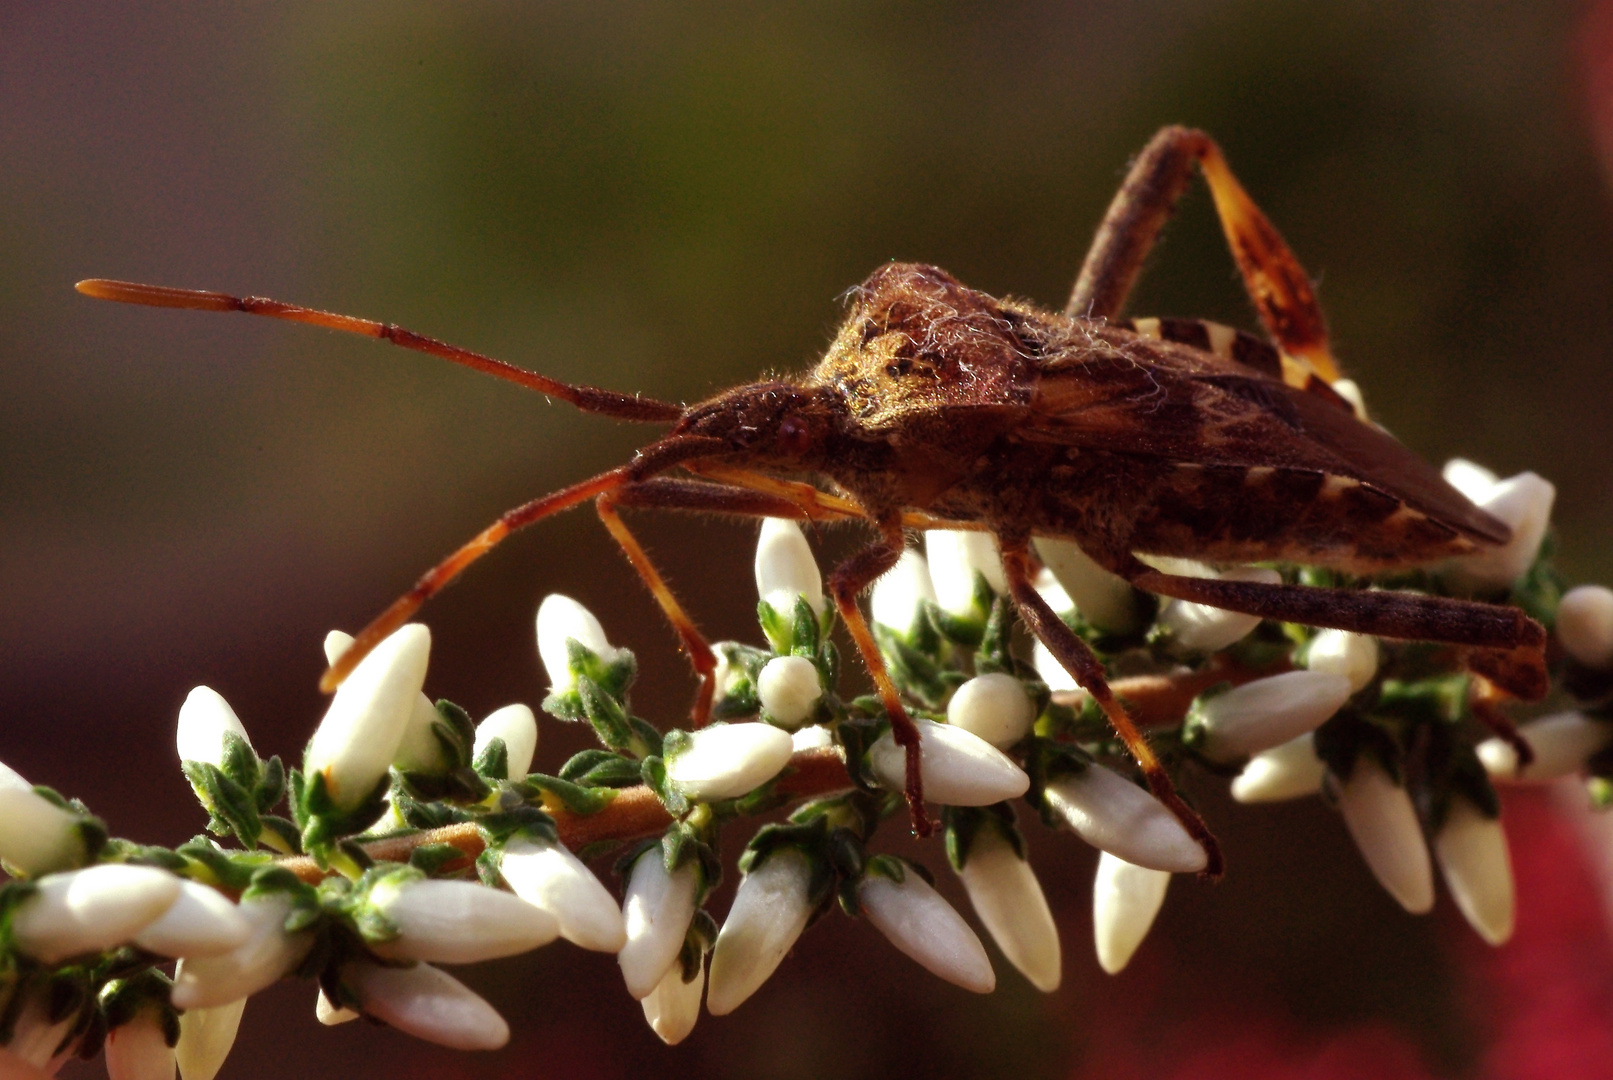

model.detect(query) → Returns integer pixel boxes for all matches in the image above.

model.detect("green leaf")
[558,750,644,788]
[519,775,618,816]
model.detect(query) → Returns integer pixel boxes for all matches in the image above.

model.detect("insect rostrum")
[75,125,1547,877]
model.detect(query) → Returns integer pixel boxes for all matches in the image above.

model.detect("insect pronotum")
[77,126,1548,875]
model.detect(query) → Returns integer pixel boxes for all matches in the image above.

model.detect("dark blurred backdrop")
[5,3,1613,1078]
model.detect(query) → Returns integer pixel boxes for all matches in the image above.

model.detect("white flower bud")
[954,830,1060,992]
[322,630,355,667]
[1433,796,1514,946]
[171,893,314,1010]
[1440,468,1555,593]
[870,548,937,635]
[1191,671,1353,762]
[707,849,815,1015]
[754,518,825,617]
[1331,378,1368,419]
[1477,711,1613,783]
[1033,567,1075,615]
[1033,538,1142,634]
[498,836,626,953]
[1041,765,1207,873]
[641,959,704,1046]
[11,865,182,965]
[315,989,358,1026]
[1230,733,1327,803]
[666,723,794,802]
[472,704,539,779]
[536,594,620,693]
[1442,457,1498,501]
[366,877,559,964]
[790,724,835,752]
[869,719,1029,806]
[133,878,253,959]
[0,767,88,877]
[1557,585,1613,669]
[618,852,699,1000]
[1303,629,1380,692]
[857,868,995,993]
[1032,637,1081,693]
[946,673,1036,750]
[1092,852,1171,975]
[176,687,253,768]
[6,987,81,1069]
[303,624,431,810]
[756,656,823,728]
[1156,565,1283,652]
[105,1008,175,1080]
[391,693,450,775]
[1333,757,1433,914]
[343,960,509,1051]
[173,997,246,1080]
[925,529,1005,615]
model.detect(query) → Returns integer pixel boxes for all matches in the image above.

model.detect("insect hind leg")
[998,536,1224,878]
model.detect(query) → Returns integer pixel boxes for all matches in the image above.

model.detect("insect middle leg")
[997,534,1222,877]
[1068,125,1339,382]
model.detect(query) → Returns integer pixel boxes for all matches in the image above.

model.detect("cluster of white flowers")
[2,455,1600,1076]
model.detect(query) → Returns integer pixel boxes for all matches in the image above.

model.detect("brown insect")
[77,126,1547,875]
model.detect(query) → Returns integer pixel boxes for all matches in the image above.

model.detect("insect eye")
[776,416,813,458]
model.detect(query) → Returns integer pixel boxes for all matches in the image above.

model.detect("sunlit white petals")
[925,529,1005,615]
[870,548,937,635]
[857,870,994,993]
[869,719,1029,806]
[790,725,835,752]
[536,594,619,692]
[344,960,509,1051]
[173,998,246,1080]
[1230,733,1327,803]
[304,624,431,809]
[954,831,1060,992]
[618,854,699,1000]
[946,673,1036,750]
[105,1009,175,1080]
[11,865,182,965]
[315,990,358,1026]
[1441,469,1555,592]
[1033,538,1141,634]
[1331,378,1368,419]
[1303,629,1380,692]
[1433,797,1515,945]
[1191,671,1353,762]
[1557,585,1613,669]
[322,630,355,667]
[473,704,539,779]
[1032,637,1080,693]
[1092,852,1170,974]
[1333,757,1433,914]
[756,656,823,728]
[1156,566,1282,652]
[171,894,313,1010]
[754,518,825,617]
[133,878,253,958]
[175,687,252,768]
[1442,458,1498,501]
[1477,711,1613,782]
[367,878,558,964]
[1042,765,1207,873]
[641,961,704,1046]
[707,849,815,1015]
[0,779,87,877]
[666,723,794,802]
[499,837,626,953]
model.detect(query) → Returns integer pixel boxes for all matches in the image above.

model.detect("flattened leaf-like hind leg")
[1068,125,1341,384]
[997,535,1224,878]
[1113,556,1550,702]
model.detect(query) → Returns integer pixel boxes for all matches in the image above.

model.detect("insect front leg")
[1114,556,1549,701]
[826,517,937,837]
[997,534,1224,878]
[1069,126,1339,382]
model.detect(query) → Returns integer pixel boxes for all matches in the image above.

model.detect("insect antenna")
[75,279,685,423]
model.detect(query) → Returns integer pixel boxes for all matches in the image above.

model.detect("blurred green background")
[4,3,1613,1078]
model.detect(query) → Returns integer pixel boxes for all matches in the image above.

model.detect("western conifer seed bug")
[77,126,1549,875]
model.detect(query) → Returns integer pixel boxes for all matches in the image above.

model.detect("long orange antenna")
[75,279,684,423]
